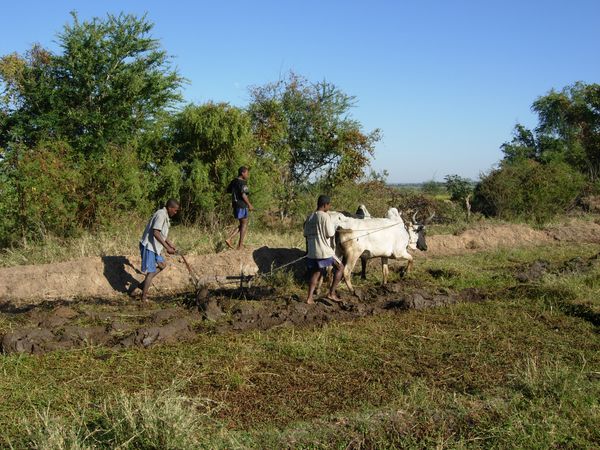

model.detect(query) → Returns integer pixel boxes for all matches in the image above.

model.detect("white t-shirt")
[303,210,336,259]
[140,207,170,255]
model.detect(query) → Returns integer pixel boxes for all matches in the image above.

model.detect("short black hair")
[166,198,180,208]
[317,195,331,208]
[238,166,249,176]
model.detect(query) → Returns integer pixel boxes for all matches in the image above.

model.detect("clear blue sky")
[2,1,599,183]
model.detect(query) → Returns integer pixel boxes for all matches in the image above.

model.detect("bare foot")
[326,294,343,304]
[140,299,155,308]
[225,240,234,249]
[306,298,315,304]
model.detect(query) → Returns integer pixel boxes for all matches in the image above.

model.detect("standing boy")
[303,195,345,304]
[225,166,254,249]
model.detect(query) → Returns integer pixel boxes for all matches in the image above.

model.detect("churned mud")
[0,281,490,355]
[1,219,600,355]
[2,249,600,355]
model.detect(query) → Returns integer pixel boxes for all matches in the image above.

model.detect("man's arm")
[153,229,176,254]
[242,193,254,211]
[324,215,336,238]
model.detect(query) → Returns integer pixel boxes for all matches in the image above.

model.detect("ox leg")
[399,252,413,277]
[381,257,389,285]
[342,252,361,293]
[360,254,368,280]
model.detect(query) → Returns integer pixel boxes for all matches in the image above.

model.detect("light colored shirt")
[304,210,336,259]
[140,207,170,255]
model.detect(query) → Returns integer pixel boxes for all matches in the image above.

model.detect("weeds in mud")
[262,268,301,296]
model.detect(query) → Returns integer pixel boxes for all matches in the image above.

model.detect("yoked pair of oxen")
[326,205,433,293]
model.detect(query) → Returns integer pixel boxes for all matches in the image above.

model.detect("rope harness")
[179,220,414,290]
[337,220,406,245]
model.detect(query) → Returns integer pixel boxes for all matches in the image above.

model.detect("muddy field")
[3,248,599,355]
[0,282,484,354]
[2,218,600,355]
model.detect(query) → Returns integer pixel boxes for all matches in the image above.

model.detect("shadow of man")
[101,256,142,294]
[252,246,307,282]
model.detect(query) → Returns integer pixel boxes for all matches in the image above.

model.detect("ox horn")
[412,210,419,224]
[424,212,435,225]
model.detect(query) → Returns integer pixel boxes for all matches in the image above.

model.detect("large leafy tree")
[157,102,272,222]
[0,12,184,240]
[248,72,380,214]
[501,82,600,181]
[0,12,183,155]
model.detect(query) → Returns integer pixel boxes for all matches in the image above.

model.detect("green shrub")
[473,159,585,223]
[3,141,83,242]
[76,144,149,229]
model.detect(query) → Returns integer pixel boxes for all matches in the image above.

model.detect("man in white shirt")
[135,199,180,303]
[303,195,345,304]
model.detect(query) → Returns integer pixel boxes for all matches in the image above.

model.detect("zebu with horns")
[331,208,432,293]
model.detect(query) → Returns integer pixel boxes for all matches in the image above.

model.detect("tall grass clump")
[24,388,220,450]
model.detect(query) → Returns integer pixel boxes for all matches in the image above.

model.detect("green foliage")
[474,159,585,223]
[77,144,149,229]
[0,12,182,241]
[501,82,600,181]
[0,141,82,244]
[0,13,183,153]
[421,179,445,196]
[248,72,380,215]
[165,102,273,223]
[444,174,473,203]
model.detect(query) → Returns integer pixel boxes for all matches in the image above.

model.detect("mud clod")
[2,328,56,354]
[120,318,193,348]
[201,298,225,321]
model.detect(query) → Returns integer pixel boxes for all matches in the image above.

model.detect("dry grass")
[0,217,302,268]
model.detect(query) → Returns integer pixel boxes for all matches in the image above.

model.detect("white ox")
[330,207,428,292]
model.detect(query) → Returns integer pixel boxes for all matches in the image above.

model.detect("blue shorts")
[306,257,335,274]
[140,243,165,273]
[234,207,248,219]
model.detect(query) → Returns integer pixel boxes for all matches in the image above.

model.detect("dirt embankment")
[0,247,306,307]
[1,218,600,306]
[427,218,600,255]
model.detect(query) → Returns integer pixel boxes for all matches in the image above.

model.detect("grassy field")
[1,241,599,448]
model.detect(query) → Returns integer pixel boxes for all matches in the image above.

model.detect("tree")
[248,72,380,215]
[501,82,600,182]
[473,160,584,223]
[444,174,473,220]
[500,124,539,163]
[163,102,271,222]
[0,12,183,237]
[533,82,600,181]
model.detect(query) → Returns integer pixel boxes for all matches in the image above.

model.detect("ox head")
[407,210,434,251]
